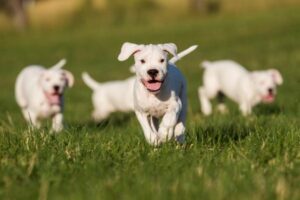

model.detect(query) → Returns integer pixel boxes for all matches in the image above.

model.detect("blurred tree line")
[0,0,28,29]
[190,0,220,13]
[0,0,48,30]
[0,0,220,30]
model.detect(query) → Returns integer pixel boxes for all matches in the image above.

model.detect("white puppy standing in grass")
[118,42,196,146]
[15,59,74,132]
[82,45,197,122]
[82,74,135,122]
[198,60,283,116]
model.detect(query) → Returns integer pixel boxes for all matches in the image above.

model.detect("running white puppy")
[118,42,194,146]
[82,74,135,122]
[198,60,283,116]
[15,59,74,132]
[82,45,197,122]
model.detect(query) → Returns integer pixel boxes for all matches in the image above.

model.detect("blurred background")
[0,0,300,31]
[0,0,300,121]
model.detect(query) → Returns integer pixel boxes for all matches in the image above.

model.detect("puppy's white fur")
[15,59,74,132]
[198,60,283,116]
[118,42,193,146]
[82,45,197,122]
[82,73,135,122]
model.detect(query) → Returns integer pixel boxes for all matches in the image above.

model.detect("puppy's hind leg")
[92,110,110,122]
[91,94,112,122]
[216,92,228,114]
[174,120,185,144]
[198,86,214,116]
[240,103,252,116]
[174,86,187,144]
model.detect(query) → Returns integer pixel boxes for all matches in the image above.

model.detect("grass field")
[0,7,300,200]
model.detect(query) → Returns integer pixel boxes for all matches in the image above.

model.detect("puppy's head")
[39,60,74,105]
[118,42,177,93]
[251,69,283,103]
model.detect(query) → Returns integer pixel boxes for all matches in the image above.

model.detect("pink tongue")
[144,81,162,91]
[48,94,60,104]
[263,95,274,103]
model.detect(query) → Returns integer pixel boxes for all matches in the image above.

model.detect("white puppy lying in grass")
[118,43,197,146]
[198,60,283,116]
[15,59,74,132]
[82,45,197,122]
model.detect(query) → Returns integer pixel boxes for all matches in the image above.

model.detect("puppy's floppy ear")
[269,69,283,85]
[51,59,67,70]
[118,42,142,61]
[160,43,177,57]
[63,70,74,88]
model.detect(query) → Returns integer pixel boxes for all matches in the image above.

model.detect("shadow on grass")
[66,112,136,131]
[192,121,255,146]
[254,103,283,116]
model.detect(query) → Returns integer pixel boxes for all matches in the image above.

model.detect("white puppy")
[82,74,136,122]
[118,42,193,146]
[15,59,74,132]
[82,45,197,122]
[198,60,283,116]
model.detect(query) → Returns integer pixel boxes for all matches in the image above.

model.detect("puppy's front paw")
[162,111,177,128]
[52,124,63,133]
[51,105,61,113]
[158,125,174,143]
[217,104,228,114]
[147,135,161,146]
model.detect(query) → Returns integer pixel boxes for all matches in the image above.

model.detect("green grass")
[0,7,300,200]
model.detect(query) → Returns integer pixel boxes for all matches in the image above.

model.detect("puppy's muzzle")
[53,85,60,92]
[147,69,159,79]
[262,88,275,103]
[268,88,274,95]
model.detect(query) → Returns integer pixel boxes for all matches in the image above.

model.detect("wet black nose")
[147,69,159,78]
[53,85,60,91]
[268,88,273,94]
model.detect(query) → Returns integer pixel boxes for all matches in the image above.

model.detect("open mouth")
[262,94,275,103]
[45,92,62,105]
[141,79,164,92]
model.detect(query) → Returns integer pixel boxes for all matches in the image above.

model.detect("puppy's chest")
[141,98,171,117]
[38,101,61,117]
[148,102,169,117]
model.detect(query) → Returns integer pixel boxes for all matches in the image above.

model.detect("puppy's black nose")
[268,88,273,94]
[53,85,60,91]
[147,69,159,78]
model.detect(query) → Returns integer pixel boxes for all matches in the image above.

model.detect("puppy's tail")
[51,58,67,70]
[169,45,198,64]
[82,72,100,90]
[201,60,212,69]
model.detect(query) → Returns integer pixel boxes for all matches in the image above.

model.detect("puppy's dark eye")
[140,59,145,64]
[160,59,165,63]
